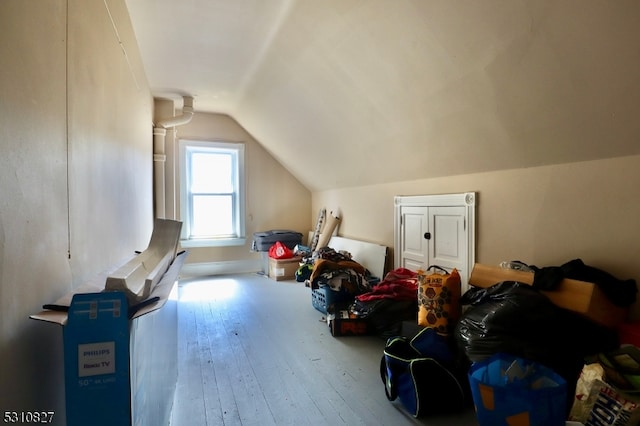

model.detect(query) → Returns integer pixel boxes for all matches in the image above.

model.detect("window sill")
[180,237,246,248]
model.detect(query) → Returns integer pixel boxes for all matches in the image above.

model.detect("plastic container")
[468,353,567,426]
[311,287,355,314]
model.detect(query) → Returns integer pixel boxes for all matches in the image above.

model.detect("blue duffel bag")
[380,327,467,417]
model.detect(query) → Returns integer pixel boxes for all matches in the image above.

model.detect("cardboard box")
[30,251,186,426]
[268,256,301,281]
[327,310,371,336]
[30,219,186,426]
[469,263,628,328]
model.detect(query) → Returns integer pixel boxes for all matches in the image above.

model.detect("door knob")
[424,232,431,240]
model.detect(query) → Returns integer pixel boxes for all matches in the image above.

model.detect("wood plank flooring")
[170,273,478,426]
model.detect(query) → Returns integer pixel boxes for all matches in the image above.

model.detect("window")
[179,140,245,247]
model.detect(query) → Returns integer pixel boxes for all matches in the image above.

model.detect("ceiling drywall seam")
[103,0,140,90]
[65,0,71,260]
[233,0,296,114]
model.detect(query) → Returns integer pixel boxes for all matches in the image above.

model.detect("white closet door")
[428,206,468,285]
[398,206,429,271]
[394,193,476,291]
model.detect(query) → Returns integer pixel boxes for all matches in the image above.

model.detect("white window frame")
[178,139,246,248]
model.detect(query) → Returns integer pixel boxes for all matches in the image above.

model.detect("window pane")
[191,195,234,237]
[180,139,245,246]
[191,152,233,193]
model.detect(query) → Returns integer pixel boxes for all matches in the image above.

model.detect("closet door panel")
[429,206,468,283]
[399,206,428,270]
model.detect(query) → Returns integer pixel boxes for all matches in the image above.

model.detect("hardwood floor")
[170,273,478,426]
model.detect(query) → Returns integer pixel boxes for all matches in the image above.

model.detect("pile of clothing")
[303,247,422,338]
[350,268,420,338]
[307,247,372,294]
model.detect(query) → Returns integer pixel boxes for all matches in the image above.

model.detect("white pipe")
[153,127,167,219]
[157,96,194,129]
[153,96,195,219]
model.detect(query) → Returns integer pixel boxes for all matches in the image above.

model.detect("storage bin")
[252,230,303,251]
[311,287,355,314]
[469,353,567,426]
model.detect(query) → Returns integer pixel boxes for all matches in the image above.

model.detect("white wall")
[236,1,640,192]
[313,154,640,320]
[2,1,639,421]
[0,1,152,422]
[156,107,311,269]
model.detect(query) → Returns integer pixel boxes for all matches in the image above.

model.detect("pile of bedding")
[309,247,372,295]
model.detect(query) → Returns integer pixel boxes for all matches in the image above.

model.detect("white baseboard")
[179,259,264,279]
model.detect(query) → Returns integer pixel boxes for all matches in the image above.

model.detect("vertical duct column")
[153,96,194,219]
[153,127,168,219]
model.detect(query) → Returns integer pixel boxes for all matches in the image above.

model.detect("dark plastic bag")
[455,281,559,363]
[350,298,417,339]
[455,281,619,414]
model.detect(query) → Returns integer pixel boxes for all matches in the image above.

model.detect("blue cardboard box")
[64,291,131,425]
[30,250,186,426]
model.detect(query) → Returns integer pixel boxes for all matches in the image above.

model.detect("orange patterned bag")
[417,266,461,335]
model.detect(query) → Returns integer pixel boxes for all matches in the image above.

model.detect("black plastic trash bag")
[455,281,618,414]
[350,298,417,339]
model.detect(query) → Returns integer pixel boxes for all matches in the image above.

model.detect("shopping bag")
[417,266,461,335]
[468,353,567,426]
[582,379,640,426]
[569,357,640,426]
[568,363,605,422]
[380,327,465,417]
[268,241,293,259]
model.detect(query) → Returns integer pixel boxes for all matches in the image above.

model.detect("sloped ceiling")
[125,0,640,192]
